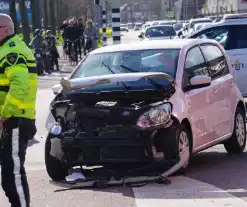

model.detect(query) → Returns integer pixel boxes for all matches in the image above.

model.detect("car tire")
[45,134,69,181]
[224,107,246,154]
[161,123,192,174]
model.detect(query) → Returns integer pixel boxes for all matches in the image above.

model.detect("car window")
[72,49,181,79]
[200,44,229,79]
[190,26,230,48]
[227,25,247,50]
[184,46,209,82]
[145,26,176,37]
[190,20,212,28]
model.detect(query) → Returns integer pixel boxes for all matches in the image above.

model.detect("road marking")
[133,176,247,207]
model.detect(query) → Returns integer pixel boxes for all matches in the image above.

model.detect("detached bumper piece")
[50,175,172,189]
[48,154,190,189]
[49,160,176,189]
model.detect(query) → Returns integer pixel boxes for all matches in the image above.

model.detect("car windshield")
[72,49,180,79]
[145,26,176,37]
[190,20,212,28]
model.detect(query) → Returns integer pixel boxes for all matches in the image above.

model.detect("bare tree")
[19,0,30,44]
[9,0,19,33]
[30,0,41,33]
[48,0,56,34]
[43,0,48,30]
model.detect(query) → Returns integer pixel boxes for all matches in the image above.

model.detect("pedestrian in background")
[0,13,37,207]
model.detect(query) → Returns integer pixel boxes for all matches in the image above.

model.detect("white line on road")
[133,176,247,207]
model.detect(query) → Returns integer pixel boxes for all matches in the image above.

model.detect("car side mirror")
[184,75,211,91]
[138,34,143,38]
[52,84,62,95]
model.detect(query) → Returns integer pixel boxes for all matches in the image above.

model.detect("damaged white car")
[45,39,246,188]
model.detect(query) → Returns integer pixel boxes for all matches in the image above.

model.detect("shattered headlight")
[137,103,172,129]
[50,122,62,136]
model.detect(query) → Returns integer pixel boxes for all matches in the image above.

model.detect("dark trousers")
[50,51,59,71]
[0,117,36,207]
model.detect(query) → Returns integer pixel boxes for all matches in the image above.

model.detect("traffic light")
[95,0,100,5]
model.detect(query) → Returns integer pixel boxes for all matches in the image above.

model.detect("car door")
[183,46,215,148]
[224,24,247,96]
[200,43,232,139]
[189,24,247,96]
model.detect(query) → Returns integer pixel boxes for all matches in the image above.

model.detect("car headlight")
[136,103,172,129]
[50,122,62,136]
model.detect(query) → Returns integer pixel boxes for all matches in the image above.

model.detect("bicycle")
[63,39,68,59]
[67,39,78,65]
[84,36,97,56]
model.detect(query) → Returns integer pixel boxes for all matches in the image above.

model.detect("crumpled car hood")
[60,72,175,92]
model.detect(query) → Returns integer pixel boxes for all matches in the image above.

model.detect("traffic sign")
[166,11,174,18]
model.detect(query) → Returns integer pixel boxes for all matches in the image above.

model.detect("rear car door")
[224,24,247,96]
[200,43,232,139]
[183,46,215,148]
[189,24,247,96]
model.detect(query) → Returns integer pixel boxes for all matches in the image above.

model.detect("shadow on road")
[188,147,247,199]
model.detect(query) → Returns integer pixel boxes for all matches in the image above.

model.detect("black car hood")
[59,72,176,102]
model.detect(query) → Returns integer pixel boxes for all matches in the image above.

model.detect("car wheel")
[45,134,69,181]
[162,123,192,174]
[224,107,246,154]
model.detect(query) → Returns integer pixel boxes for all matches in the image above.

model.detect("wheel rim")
[236,113,245,146]
[179,131,190,168]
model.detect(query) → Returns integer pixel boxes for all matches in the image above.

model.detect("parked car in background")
[138,25,177,40]
[188,18,212,34]
[120,24,129,32]
[186,13,247,96]
[134,23,143,30]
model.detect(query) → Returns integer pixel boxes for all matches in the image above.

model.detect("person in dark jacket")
[46,30,60,71]
[67,19,80,63]
[76,18,85,59]
[60,20,69,55]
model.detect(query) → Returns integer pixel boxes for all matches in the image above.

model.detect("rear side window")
[184,46,209,81]
[227,25,247,50]
[200,44,229,79]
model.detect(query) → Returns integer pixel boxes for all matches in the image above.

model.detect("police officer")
[0,14,37,207]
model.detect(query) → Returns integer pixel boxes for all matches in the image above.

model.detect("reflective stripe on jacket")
[0,34,37,119]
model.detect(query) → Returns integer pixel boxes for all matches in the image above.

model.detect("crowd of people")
[60,17,99,62]
[28,17,99,76]
[29,29,59,75]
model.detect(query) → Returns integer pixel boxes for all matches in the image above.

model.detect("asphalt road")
[1,30,247,207]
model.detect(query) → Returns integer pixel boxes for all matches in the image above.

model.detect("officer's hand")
[0,117,7,129]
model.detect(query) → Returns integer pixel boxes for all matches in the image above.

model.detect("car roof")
[189,18,211,23]
[91,39,218,54]
[187,20,247,37]
[147,25,174,28]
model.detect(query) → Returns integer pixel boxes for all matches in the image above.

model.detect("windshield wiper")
[102,61,131,90]
[119,65,165,91]
[102,61,116,74]
[120,64,138,72]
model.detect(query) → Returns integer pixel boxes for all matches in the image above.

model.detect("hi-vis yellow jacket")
[0,34,37,119]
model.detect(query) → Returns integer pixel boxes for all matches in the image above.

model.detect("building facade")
[120,0,161,23]
[203,0,247,14]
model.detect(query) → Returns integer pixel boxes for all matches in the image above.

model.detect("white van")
[186,13,247,96]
